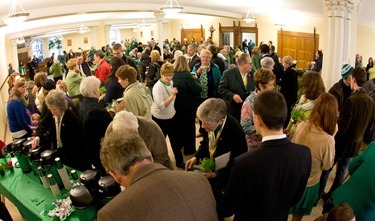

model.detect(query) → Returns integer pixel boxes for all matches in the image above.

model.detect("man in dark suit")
[222,90,311,220]
[320,67,375,200]
[98,130,218,221]
[75,52,91,76]
[187,44,201,71]
[218,53,255,122]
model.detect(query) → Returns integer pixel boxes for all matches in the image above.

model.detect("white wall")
[357,25,375,64]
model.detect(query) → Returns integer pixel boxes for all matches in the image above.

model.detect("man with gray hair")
[150,39,161,54]
[218,53,255,122]
[105,110,173,169]
[187,44,201,71]
[79,76,112,174]
[98,129,218,220]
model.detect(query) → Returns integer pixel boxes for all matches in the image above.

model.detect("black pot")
[29,147,43,162]
[23,140,33,151]
[40,149,58,166]
[12,139,26,152]
[80,169,100,195]
[69,185,93,209]
[98,176,121,198]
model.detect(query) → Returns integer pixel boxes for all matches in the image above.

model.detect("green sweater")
[50,63,63,79]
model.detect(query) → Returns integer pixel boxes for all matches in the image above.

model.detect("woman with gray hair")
[260,57,275,70]
[32,89,90,171]
[79,76,112,174]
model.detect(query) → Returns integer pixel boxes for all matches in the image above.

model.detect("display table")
[0,165,97,221]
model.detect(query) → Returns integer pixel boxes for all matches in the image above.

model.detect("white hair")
[80,76,100,97]
[112,111,139,131]
[174,50,183,59]
[260,57,275,69]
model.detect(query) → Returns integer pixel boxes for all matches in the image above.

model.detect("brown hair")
[116,65,137,83]
[308,93,338,136]
[56,80,68,93]
[160,62,174,75]
[9,78,26,101]
[351,67,367,87]
[326,203,355,221]
[301,71,325,100]
[34,72,48,87]
[254,68,275,90]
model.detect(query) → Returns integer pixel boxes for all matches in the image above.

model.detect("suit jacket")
[218,66,255,121]
[189,54,201,71]
[335,90,375,158]
[98,163,218,221]
[195,114,247,190]
[36,110,90,171]
[222,138,311,220]
[81,62,91,76]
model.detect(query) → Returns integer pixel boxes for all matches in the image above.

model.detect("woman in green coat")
[49,58,63,82]
[331,142,375,221]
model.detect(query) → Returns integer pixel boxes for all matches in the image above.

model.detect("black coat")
[218,66,255,121]
[189,54,201,71]
[195,114,247,190]
[81,62,91,76]
[172,71,201,107]
[222,138,311,220]
[37,110,90,171]
[79,97,112,174]
[103,76,124,106]
[279,66,298,111]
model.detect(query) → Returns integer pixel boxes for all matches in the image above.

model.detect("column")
[323,0,355,88]
[96,22,107,49]
[10,39,19,72]
[154,11,165,59]
[105,25,111,45]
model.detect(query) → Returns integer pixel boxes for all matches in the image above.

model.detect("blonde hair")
[150,50,161,62]
[200,49,212,58]
[66,59,78,70]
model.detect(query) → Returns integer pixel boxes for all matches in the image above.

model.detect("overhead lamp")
[1,0,30,26]
[160,0,183,14]
[78,23,90,34]
[243,10,256,23]
[16,33,25,44]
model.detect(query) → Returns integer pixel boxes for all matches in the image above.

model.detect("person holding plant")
[285,71,325,139]
[289,93,337,220]
[185,98,247,218]
[241,68,275,150]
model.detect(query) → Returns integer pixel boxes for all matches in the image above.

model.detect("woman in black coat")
[172,55,201,155]
[103,57,125,106]
[32,90,90,171]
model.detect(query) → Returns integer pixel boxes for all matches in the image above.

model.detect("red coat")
[95,59,110,82]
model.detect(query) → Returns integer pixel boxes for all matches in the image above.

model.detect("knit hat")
[42,79,56,91]
[341,64,354,79]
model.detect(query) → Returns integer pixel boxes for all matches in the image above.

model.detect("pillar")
[322,0,356,88]
[154,11,165,59]
[10,39,19,71]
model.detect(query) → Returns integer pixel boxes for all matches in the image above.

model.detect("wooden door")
[181,28,204,45]
[277,31,319,69]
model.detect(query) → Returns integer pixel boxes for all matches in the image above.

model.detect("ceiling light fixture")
[16,33,25,44]
[243,10,256,23]
[160,0,183,14]
[1,0,30,26]
[78,23,90,34]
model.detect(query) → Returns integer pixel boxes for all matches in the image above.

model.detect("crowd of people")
[5,37,375,221]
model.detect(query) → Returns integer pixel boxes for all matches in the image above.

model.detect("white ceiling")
[0,0,374,36]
